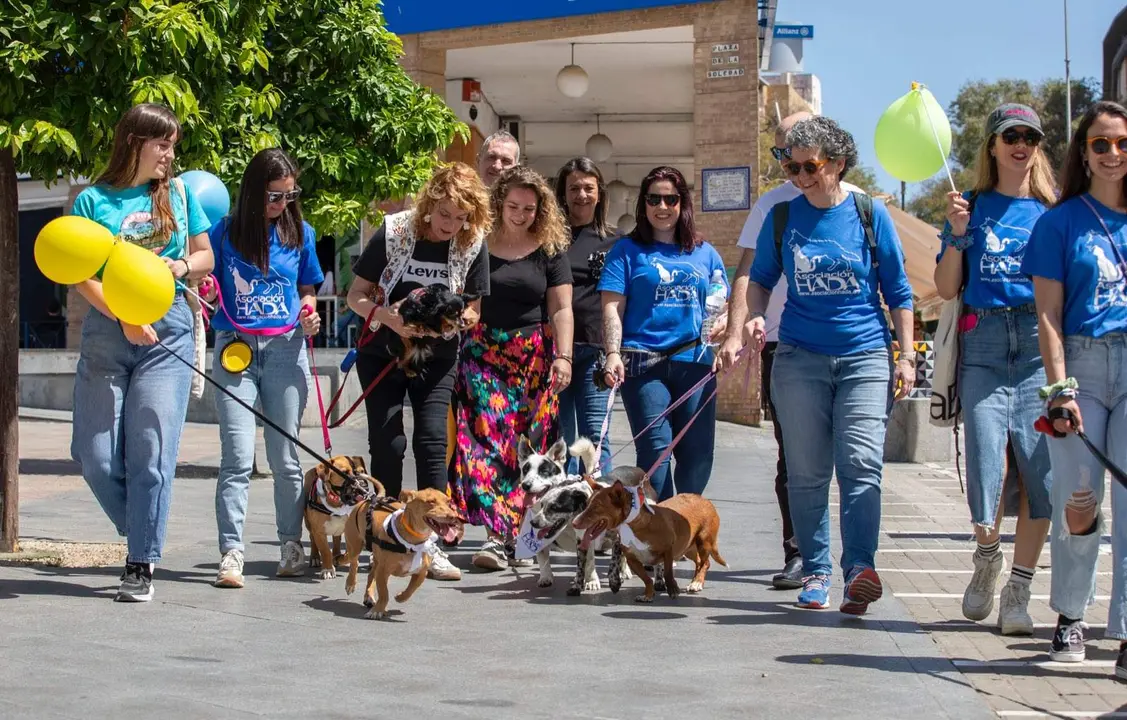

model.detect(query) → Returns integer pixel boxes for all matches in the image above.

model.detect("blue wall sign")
[384,0,716,35]
[772,24,814,39]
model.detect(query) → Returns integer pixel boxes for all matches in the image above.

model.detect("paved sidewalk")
[2,408,993,720]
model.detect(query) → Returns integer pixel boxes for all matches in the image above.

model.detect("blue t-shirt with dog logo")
[1022,194,1127,338]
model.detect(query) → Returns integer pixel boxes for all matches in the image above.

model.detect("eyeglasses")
[999,128,1043,147]
[1088,136,1127,155]
[644,193,681,208]
[770,146,788,162]
[266,187,302,204]
[783,158,829,177]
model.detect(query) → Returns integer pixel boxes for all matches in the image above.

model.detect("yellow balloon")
[874,84,953,183]
[34,216,116,284]
[102,242,175,326]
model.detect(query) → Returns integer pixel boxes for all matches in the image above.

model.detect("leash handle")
[643,384,720,481]
[306,335,333,455]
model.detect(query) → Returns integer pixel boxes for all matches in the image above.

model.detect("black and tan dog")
[302,455,383,580]
[397,285,474,377]
[343,488,463,620]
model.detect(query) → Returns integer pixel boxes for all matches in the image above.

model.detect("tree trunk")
[0,146,19,553]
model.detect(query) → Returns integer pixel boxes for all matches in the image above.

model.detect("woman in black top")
[449,166,574,571]
[346,163,492,581]
[554,157,618,474]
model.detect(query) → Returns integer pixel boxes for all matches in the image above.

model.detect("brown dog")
[343,488,462,620]
[302,455,384,580]
[572,475,727,603]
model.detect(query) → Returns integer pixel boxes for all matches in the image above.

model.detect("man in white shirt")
[719,111,865,590]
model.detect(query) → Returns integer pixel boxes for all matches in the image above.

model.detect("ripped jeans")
[1048,333,1127,638]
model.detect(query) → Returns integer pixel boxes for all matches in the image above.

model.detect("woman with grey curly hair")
[744,116,917,614]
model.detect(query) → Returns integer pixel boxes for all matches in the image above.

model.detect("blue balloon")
[179,170,230,227]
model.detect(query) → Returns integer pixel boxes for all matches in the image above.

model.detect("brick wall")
[63,183,88,349]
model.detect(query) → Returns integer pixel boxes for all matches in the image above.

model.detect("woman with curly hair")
[449,165,574,571]
[347,162,492,581]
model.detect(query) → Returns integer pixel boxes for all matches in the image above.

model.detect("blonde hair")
[972,134,1057,206]
[412,162,493,248]
[490,166,570,257]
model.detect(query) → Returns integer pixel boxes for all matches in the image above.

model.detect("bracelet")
[938,229,973,251]
[605,350,620,357]
[898,351,918,362]
[181,257,193,278]
[748,311,765,322]
[1047,387,1078,405]
[1038,377,1078,400]
[556,355,573,364]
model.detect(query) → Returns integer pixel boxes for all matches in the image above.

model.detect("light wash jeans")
[558,344,613,475]
[71,297,195,564]
[771,343,893,579]
[1048,333,1127,639]
[960,306,1053,526]
[213,330,309,554]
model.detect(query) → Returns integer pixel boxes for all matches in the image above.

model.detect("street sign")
[773,24,814,38]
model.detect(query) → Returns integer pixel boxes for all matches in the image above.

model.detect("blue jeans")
[71,297,195,565]
[619,360,716,501]
[771,343,893,578]
[960,306,1052,526]
[557,344,613,474]
[1048,334,1127,638]
[213,330,309,553]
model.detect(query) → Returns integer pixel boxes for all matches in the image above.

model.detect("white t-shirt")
[736,180,866,341]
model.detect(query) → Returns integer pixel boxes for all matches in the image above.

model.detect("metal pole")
[900,181,906,209]
[1064,0,1072,132]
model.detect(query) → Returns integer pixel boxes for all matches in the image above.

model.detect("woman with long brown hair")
[70,103,215,602]
[449,165,574,571]
[933,104,1057,635]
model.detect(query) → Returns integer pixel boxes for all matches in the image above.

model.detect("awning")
[883,201,944,320]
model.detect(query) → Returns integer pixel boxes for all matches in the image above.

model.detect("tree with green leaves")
[0,0,465,552]
[907,76,1100,226]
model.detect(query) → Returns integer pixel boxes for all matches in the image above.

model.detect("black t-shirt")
[352,223,490,359]
[480,247,573,332]
[567,224,618,345]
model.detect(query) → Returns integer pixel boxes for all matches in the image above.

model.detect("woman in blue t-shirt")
[599,166,728,501]
[70,103,215,602]
[746,116,916,615]
[1022,101,1127,672]
[201,148,324,589]
[933,103,1057,636]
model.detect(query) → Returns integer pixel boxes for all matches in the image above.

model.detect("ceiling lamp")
[607,168,629,205]
[556,43,589,99]
[616,213,636,233]
[585,114,613,162]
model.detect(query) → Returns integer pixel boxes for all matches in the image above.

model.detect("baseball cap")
[986,103,1043,136]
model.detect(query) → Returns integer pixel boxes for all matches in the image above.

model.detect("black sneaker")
[1117,644,1127,682]
[1049,618,1086,662]
[772,556,803,590]
[115,562,154,603]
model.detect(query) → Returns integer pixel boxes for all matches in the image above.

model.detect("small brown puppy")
[572,476,727,603]
[343,488,462,620]
[302,455,384,580]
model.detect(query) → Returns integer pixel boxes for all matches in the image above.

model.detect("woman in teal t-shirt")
[70,103,214,603]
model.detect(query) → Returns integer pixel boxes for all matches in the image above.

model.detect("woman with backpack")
[745,116,915,615]
[933,104,1057,636]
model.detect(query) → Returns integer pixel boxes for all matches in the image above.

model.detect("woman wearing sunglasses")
[1023,101,1127,672]
[202,148,324,588]
[746,116,915,614]
[600,166,729,501]
[932,104,1057,635]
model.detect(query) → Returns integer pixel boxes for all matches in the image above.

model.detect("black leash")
[156,338,354,485]
[1039,406,1127,489]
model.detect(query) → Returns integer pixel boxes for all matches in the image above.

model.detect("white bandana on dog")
[617,486,654,549]
[514,510,567,560]
[316,478,357,517]
[383,509,438,573]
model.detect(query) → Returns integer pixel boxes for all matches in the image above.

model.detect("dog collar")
[618,486,653,549]
[383,509,438,573]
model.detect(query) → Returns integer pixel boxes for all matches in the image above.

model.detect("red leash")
[644,384,720,481]
[320,307,396,430]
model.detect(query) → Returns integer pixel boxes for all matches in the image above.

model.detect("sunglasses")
[266,187,302,204]
[1088,136,1127,155]
[644,193,681,208]
[999,128,1043,147]
[783,158,829,177]
[770,146,788,162]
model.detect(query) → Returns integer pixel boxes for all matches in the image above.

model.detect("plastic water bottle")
[700,269,728,346]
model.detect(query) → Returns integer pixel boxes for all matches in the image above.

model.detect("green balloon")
[874,86,952,183]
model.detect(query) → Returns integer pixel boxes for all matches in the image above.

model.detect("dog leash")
[591,384,617,473]
[321,307,397,429]
[305,337,333,454]
[643,384,720,481]
[1036,409,1127,489]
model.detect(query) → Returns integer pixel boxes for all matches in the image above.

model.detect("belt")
[963,302,1036,318]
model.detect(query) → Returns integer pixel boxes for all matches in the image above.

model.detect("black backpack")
[772,191,879,268]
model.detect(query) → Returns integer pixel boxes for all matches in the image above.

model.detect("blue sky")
[789,0,1119,198]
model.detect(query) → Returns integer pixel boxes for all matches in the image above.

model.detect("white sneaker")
[215,549,245,588]
[962,550,1004,621]
[276,540,305,577]
[997,580,1034,636]
[427,548,462,581]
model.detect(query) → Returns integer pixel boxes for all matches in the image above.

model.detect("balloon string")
[915,84,958,193]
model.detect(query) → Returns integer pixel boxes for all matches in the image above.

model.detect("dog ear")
[547,438,567,465]
[350,456,367,475]
[517,435,534,464]
[398,489,417,503]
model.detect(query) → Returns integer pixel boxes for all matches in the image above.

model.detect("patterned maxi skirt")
[448,322,558,538]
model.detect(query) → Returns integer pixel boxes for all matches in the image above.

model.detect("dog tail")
[569,437,599,475]
[710,547,729,568]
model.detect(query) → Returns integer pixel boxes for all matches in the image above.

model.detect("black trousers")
[356,352,456,498]
[762,341,799,563]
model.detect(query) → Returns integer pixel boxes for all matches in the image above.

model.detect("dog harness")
[379,509,438,573]
[617,486,655,550]
[306,477,356,517]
